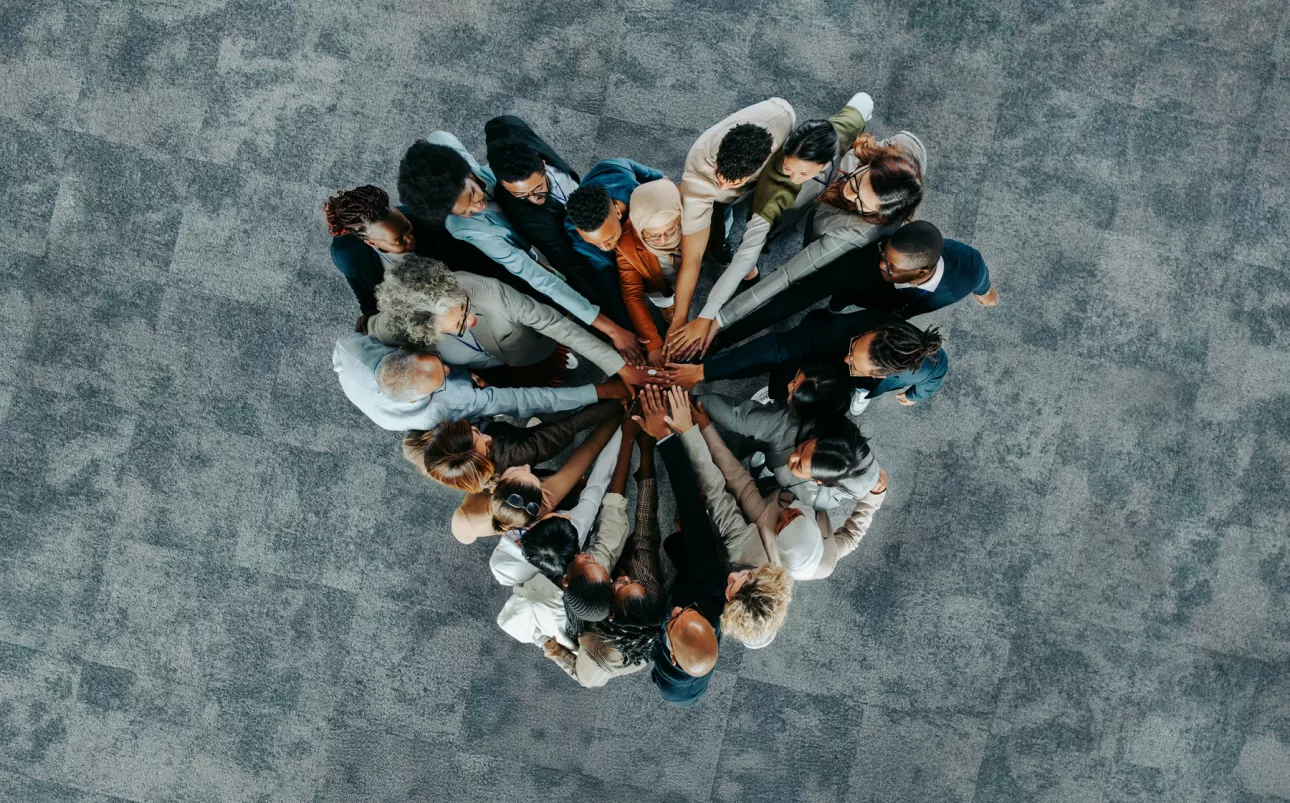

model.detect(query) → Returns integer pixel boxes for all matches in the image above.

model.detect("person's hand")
[692,399,711,430]
[895,391,915,406]
[852,131,878,159]
[608,325,649,365]
[595,378,631,401]
[542,638,573,660]
[974,286,999,307]
[871,468,888,495]
[355,314,371,334]
[622,409,643,440]
[664,317,712,362]
[663,386,694,433]
[662,361,704,390]
[469,372,489,389]
[618,364,661,393]
[631,385,672,441]
[647,348,665,368]
[700,319,721,357]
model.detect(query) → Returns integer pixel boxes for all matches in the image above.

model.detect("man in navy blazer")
[712,221,996,347]
[834,220,997,318]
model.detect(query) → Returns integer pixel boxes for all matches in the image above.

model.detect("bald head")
[374,351,447,401]
[668,607,718,677]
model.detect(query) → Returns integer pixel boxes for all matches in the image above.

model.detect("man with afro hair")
[665,98,797,362]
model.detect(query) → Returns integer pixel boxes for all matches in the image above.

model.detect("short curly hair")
[722,563,793,647]
[397,140,472,221]
[715,123,774,183]
[374,254,467,347]
[565,185,614,232]
[322,185,392,237]
[489,142,545,184]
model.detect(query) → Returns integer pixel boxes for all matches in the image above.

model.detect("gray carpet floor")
[1,0,1288,801]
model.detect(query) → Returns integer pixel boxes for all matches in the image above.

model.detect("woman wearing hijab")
[611,179,686,366]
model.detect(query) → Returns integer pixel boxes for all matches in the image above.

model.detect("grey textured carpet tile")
[0,0,98,129]
[0,116,69,258]
[317,729,695,803]
[708,677,863,803]
[849,706,991,803]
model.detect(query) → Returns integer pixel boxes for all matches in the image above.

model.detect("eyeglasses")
[641,220,681,245]
[455,298,472,337]
[844,167,877,216]
[504,493,540,517]
[510,174,550,202]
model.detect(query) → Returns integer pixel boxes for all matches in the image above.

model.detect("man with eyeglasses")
[366,255,656,390]
[705,220,997,349]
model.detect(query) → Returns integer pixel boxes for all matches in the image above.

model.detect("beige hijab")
[628,179,683,257]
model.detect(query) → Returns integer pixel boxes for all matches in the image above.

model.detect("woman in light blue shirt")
[397,133,647,364]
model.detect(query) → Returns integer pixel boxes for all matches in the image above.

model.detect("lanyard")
[447,331,487,354]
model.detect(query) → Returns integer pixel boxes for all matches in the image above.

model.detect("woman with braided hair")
[323,184,540,329]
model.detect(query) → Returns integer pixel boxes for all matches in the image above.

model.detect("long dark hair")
[788,364,853,441]
[783,119,839,166]
[802,418,872,486]
[520,516,578,578]
[819,142,923,223]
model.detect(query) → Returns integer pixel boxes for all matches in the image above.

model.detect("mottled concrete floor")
[1,0,1288,801]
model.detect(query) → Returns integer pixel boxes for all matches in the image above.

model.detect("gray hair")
[375,254,467,347]
[374,350,432,401]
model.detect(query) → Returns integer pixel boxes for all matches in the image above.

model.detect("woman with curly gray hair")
[366,254,653,389]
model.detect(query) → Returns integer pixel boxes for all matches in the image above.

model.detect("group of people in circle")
[328,91,996,706]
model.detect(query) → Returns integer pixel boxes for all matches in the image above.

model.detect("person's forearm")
[541,415,621,511]
[608,428,636,495]
[700,215,770,320]
[657,437,724,570]
[702,334,787,382]
[673,228,710,319]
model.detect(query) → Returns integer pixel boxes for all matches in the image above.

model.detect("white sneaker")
[749,451,766,471]
[849,390,871,417]
[564,353,579,370]
[525,417,542,428]
[834,304,862,315]
[751,387,771,405]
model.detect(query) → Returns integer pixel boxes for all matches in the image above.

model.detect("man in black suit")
[485,116,632,328]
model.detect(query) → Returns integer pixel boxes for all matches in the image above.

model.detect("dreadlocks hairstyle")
[403,422,495,493]
[888,220,944,268]
[490,476,543,532]
[374,254,467,347]
[722,563,793,647]
[715,123,775,183]
[819,143,924,223]
[521,516,579,578]
[565,185,614,232]
[788,364,853,425]
[868,321,944,375]
[800,418,872,486]
[783,119,840,167]
[489,142,545,184]
[323,185,392,237]
[587,593,664,668]
[397,140,473,222]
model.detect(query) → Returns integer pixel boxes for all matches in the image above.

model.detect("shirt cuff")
[846,92,874,121]
[575,385,599,406]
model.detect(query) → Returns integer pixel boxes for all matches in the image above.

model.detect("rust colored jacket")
[615,221,674,352]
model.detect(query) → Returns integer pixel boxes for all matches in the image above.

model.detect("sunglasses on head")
[504,494,541,517]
